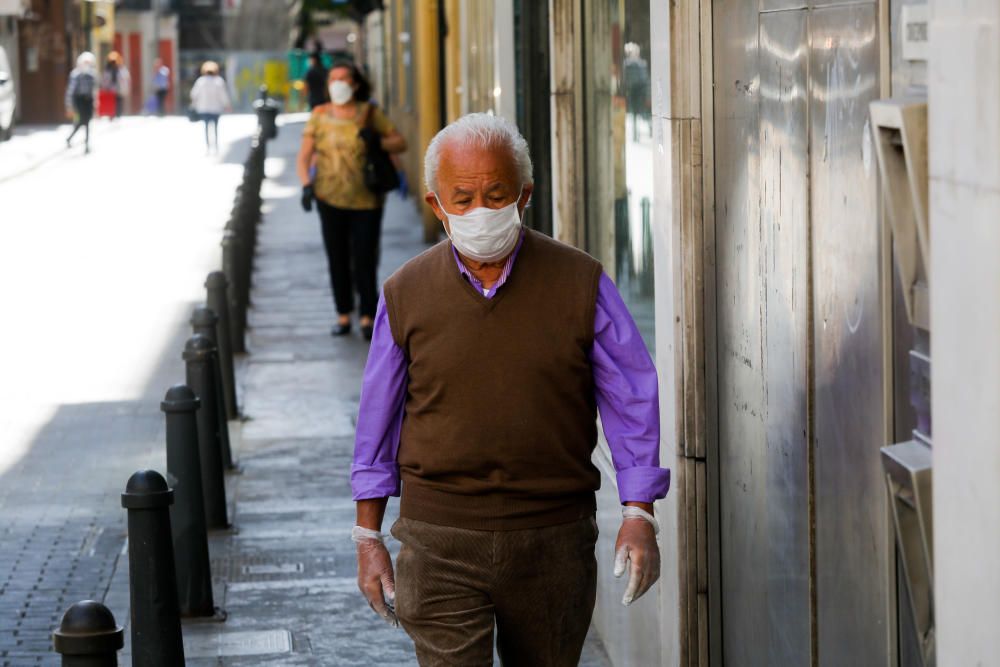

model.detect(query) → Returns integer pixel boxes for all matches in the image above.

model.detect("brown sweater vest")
[383,229,603,530]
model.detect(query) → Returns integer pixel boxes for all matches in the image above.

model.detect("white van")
[0,45,15,140]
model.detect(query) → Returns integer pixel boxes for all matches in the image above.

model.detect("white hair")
[77,52,96,69]
[424,112,533,192]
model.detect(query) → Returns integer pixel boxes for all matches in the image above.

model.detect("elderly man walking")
[351,113,670,666]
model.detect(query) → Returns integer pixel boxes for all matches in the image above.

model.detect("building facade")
[115,1,179,115]
[14,0,83,124]
[374,1,994,665]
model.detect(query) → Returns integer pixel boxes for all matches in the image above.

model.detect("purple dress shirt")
[351,233,671,505]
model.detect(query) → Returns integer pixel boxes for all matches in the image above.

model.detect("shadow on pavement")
[0,304,205,664]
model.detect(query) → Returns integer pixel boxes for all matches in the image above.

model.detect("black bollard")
[205,271,239,419]
[52,600,123,667]
[253,85,279,140]
[190,307,235,469]
[121,470,185,666]
[163,384,216,617]
[221,229,247,353]
[184,335,230,529]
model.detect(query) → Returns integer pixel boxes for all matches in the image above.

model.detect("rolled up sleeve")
[351,291,407,500]
[591,273,671,504]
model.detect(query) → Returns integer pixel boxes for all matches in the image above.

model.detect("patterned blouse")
[304,102,396,211]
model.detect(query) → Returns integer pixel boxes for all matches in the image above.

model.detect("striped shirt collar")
[450,229,526,299]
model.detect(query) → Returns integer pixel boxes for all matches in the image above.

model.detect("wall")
[929,1,1000,663]
[16,0,76,124]
[710,3,891,665]
[224,51,289,109]
[115,11,179,114]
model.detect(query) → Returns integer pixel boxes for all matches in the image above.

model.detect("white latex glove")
[613,508,661,606]
[353,526,399,627]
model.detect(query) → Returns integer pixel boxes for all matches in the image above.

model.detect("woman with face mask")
[296,60,407,340]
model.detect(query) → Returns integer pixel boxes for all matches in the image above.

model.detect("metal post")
[52,600,123,667]
[206,271,239,419]
[183,335,230,529]
[253,85,279,140]
[190,307,235,470]
[121,470,185,667]
[162,385,215,617]
[221,229,245,354]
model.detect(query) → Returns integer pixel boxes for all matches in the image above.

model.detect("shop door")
[711,2,889,665]
[127,33,142,114]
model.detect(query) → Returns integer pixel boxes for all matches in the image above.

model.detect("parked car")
[0,45,15,140]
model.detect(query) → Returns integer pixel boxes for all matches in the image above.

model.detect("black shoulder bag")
[361,104,400,195]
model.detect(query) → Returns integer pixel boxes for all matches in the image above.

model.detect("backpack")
[75,72,96,98]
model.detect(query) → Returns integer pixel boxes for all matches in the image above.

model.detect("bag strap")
[359,102,377,132]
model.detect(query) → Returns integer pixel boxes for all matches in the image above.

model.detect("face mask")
[329,80,354,105]
[434,189,525,263]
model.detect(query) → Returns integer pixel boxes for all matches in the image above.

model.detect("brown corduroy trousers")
[391,515,599,667]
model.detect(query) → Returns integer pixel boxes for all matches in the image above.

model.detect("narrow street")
[0,117,612,664]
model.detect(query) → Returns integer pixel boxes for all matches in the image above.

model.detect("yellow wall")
[443,0,462,122]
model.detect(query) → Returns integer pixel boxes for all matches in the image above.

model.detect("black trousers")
[202,113,220,149]
[316,201,383,319]
[67,95,93,147]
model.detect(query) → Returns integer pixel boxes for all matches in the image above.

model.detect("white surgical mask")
[434,189,525,263]
[329,80,354,105]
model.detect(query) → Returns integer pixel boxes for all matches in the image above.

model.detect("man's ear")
[518,184,534,213]
[425,192,447,223]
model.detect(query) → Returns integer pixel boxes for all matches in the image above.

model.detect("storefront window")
[463,0,495,114]
[584,0,655,352]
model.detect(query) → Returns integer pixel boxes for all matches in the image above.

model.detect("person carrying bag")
[295,60,407,341]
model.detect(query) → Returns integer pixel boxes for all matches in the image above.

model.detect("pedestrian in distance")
[351,112,670,666]
[101,51,130,119]
[304,52,328,110]
[152,58,170,116]
[296,60,407,341]
[65,52,97,154]
[189,61,231,154]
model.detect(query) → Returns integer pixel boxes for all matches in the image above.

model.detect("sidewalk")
[174,119,614,664]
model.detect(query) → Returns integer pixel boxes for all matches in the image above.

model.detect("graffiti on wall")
[226,52,289,111]
[180,50,289,113]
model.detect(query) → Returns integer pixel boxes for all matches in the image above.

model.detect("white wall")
[929,1,1000,663]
